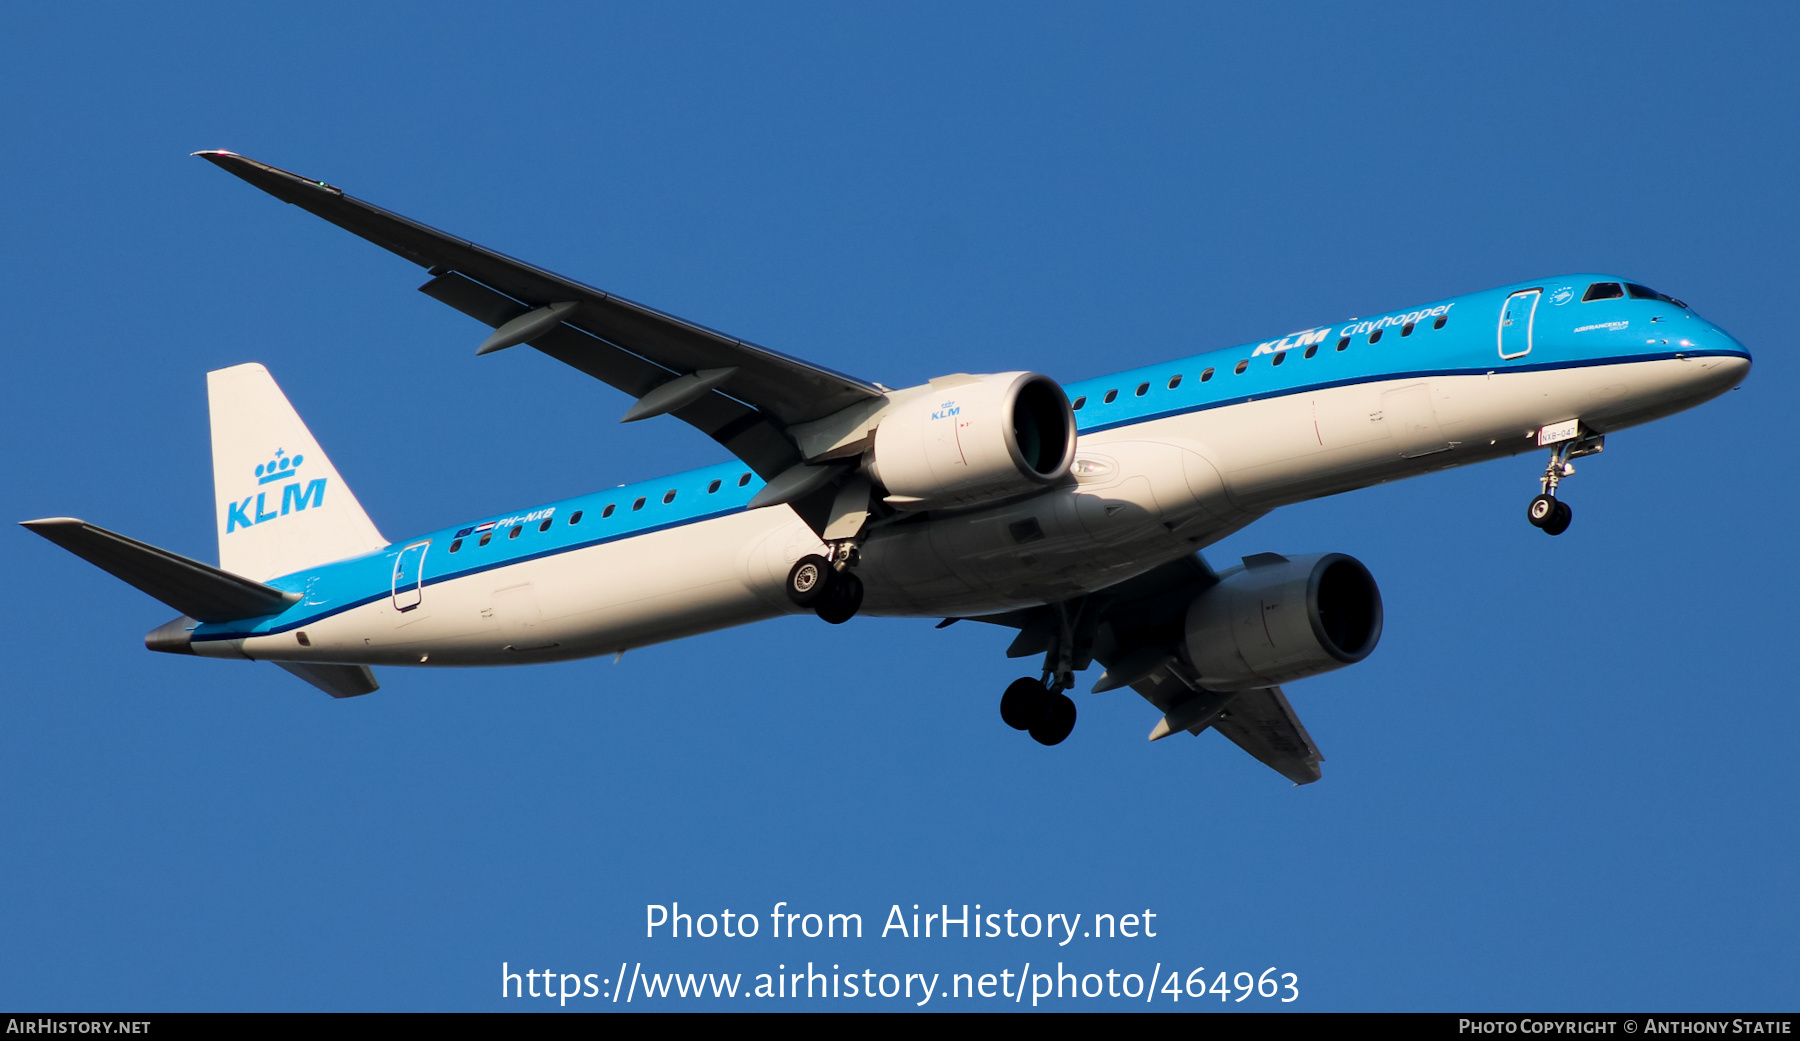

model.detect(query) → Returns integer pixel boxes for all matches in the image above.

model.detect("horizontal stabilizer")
[22,518,299,623]
[274,661,379,699]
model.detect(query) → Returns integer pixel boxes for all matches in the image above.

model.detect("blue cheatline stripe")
[1073,350,1744,435]
[194,503,750,642]
[201,345,1746,643]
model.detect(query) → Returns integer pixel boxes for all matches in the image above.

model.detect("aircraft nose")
[1704,325,1751,373]
[1675,335,1751,400]
[1714,352,1752,381]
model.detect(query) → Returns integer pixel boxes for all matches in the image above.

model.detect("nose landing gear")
[1526,430,1604,537]
[785,546,864,624]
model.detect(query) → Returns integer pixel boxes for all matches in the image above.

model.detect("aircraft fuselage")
[181,275,1750,668]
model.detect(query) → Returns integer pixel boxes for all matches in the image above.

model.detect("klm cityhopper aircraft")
[23,151,1753,784]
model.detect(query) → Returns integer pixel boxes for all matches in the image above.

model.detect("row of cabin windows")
[1069,313,1452,411]
[447,472,755,552]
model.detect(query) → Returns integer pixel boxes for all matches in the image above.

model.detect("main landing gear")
[995,599,1087,746]
[786,548,863,624]
[1526,432,1605,537]
[1000,676,1078,746]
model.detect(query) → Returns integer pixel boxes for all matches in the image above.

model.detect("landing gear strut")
[1526,432,1604,537]
[785,545,864,624]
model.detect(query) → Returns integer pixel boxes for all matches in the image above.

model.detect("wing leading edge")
[195,150,885,479]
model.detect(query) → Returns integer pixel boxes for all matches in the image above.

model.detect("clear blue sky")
[3,1,1795,1011]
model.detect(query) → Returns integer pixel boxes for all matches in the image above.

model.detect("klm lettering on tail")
[226,448,327,533]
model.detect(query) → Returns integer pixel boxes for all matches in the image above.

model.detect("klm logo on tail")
[226,448,326,533]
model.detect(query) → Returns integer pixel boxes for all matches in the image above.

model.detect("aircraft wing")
[1116,656,1324,786]
[972,553,1326,784]
[1206,688,1324,785]
[196,151,885,479]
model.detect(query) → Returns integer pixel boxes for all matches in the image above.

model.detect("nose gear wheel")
[1527,494,1572,535]
[1526,432,1602,536]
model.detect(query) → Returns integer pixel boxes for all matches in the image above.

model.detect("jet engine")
[1183,553,1383,690]
[868,372,1076,511]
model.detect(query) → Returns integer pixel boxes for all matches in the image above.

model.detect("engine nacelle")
[1183,553,1383,691]
[869,372,1076,511]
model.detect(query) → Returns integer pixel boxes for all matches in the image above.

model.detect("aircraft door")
[1498,289,1540,359]
[392,541,429,611]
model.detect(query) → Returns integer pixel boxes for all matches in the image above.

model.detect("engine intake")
[1183,553,1382,690]
[870,372,1075,511]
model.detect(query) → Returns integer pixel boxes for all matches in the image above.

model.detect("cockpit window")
[1626,283,1687,308]
[1581,282,1624,302]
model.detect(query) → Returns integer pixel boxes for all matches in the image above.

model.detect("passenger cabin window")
[478,532,492,547]
[601,504,615,518]
[570,510,583,524]
[738,473,752,487]
[1433,315,1447,330]
[1368,329,1382,344]
[1304,344,1318,359]
[1135,382,1149,397]
[1271,351,1286,366]
[1071,396,1086,410]
[1103,389,1118,403]
[1337,337,1350,351]
[1200,367,1215,381]
[1401,322,1415,336]
[449,538,462,553]
[1582,282,1624,302]
[1626,283,1686,307]
[539,518,553,532]
[509,525,522,539]
[1233,360,1248,375]
[707,479,721,494]
[1167,375,1182,390]
[663,490,677,504]
[632,497,646,511]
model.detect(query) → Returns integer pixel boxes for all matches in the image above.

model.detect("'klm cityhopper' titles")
[1336,302,1455,340]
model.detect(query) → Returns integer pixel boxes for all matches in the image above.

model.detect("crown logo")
[255,448,306,485]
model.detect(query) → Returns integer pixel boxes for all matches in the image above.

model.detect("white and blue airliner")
[23,151,1752,784]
